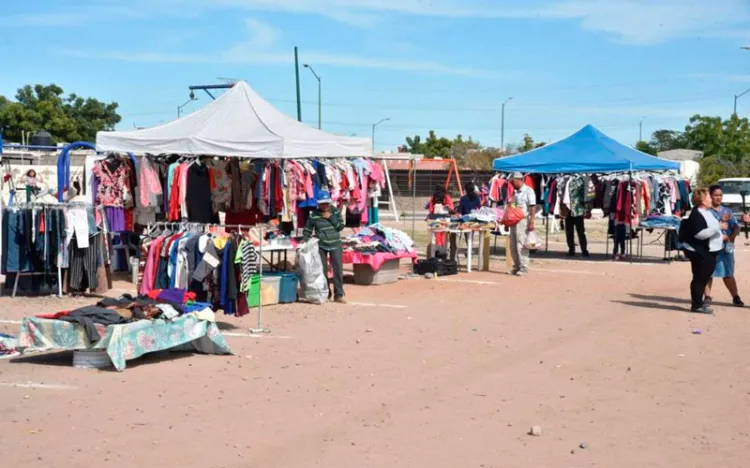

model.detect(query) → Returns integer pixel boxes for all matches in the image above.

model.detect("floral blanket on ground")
[17,315,232,371]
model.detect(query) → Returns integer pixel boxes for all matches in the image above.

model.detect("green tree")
[683,114,750,163]
[649,129,686,152]
[635,140,657,155]
[463,147,503,170]
[0,84,121,143]
[517,133,546,152]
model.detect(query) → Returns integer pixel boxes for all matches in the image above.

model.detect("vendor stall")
[16,290,232,371]
[492,125,684,259]
[342,223,417,285]
[426,207,497,272]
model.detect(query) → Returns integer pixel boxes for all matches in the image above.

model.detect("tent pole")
[545,212,549,252]
[250,225,271,334]
[411,156,417,243]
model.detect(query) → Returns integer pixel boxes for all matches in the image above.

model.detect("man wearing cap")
[508,172,537,276]
[303,191,346,303]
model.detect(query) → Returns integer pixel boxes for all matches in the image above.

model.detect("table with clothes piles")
[16,289,232,371]
[2,202,115,296]
[426,207,497,272]
[341,223,417,285]
[637,215,682,262]
[91,154,388,232]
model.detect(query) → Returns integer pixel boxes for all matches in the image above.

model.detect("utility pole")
[501,97,513,151]
[295,47,302,122]
[303,64,322,129]
[372,118,390,154]
[734,87,750,115]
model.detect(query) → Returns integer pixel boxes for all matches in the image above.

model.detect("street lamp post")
[734,87,750,115]
[177,92,197,118]
[303,64,322,129]
[372,118,390,155]
[501,97,513,151]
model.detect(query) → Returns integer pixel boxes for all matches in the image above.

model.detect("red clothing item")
[427,194,454,214]
[168,165,184,220]
[37,311,72,319]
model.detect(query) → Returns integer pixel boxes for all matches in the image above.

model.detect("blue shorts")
[713,249,735,278]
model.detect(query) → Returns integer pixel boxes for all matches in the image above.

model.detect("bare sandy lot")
[1,238,749,467]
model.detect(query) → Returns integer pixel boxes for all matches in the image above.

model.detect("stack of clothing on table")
[427,207,500,231]
[640,215,682,229]
[342,224,415,255]
[35,288,216,343]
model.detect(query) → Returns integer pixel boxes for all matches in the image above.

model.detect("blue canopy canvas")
[492,125,680,174]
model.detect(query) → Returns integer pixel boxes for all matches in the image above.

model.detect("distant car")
[717,178,750,218]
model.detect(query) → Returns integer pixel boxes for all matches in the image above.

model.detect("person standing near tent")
[508,172,536,276]
[704,185,744,307]
[303,191,346,303]
[679,188,726,314]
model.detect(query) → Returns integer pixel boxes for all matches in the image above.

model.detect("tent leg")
[545,214,550,253]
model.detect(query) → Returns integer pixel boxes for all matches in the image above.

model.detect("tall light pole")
[303,64,322,129]
[372,118,390,155]
[734,87,750,115]
[501,97,513,151]
[177,91,197,118]
[639,116,647,141]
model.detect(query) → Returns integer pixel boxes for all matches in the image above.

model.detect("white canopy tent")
[96,81,372,158]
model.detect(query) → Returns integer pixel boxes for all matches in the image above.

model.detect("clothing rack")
[145,221,272,334]
[2,201,94,298]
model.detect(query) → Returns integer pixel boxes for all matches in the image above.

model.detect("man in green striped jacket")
[303,191,346,303]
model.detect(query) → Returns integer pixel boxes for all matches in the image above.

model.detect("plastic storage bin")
[247,275,280,306]
[353,258,400,285]
[265,272,299,303]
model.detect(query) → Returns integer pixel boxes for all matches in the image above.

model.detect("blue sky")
[1,0,750,152]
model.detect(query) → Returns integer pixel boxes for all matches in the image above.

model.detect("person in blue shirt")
[457,182,482,216]
[705,185,744,307]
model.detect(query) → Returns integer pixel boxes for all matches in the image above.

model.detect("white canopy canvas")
[96,81,372,159]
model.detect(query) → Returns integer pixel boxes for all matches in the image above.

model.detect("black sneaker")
[582,250,590,258]
[734,296,745,307]
[704,296,713,306]
[691,305,714,314]
[567,250,576,257]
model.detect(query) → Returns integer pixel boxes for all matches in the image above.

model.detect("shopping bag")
[502,205,525,227]
[296,239,329,305]
[523,230,542,250]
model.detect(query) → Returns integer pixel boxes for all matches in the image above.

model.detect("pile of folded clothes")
[640,214,681,229]
[428,207,500,231]
[342,223,415,254]
[35,288,217,343]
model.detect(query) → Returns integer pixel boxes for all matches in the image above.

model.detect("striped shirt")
[303,207,344,251]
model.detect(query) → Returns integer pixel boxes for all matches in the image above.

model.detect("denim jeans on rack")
[5,210,32,273]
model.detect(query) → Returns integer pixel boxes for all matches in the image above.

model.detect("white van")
[717,178,750,217]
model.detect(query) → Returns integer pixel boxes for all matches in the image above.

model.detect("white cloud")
[63,48,480,74]
[59,13,479,74]
[7,0,749,45]
[207,0,750,44]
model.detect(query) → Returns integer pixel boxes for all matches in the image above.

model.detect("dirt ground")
[2,229,750,468]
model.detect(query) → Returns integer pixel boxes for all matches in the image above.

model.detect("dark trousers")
[565,216,588,253]
[684,249,717,309]
[319,248,345,299]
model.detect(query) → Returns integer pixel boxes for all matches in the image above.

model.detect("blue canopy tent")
[493,125,680,173]
[492,125,680,257]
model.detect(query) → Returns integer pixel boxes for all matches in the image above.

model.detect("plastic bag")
[523,230,542,250]
[296,238,329,305]
[502,205,525,227]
